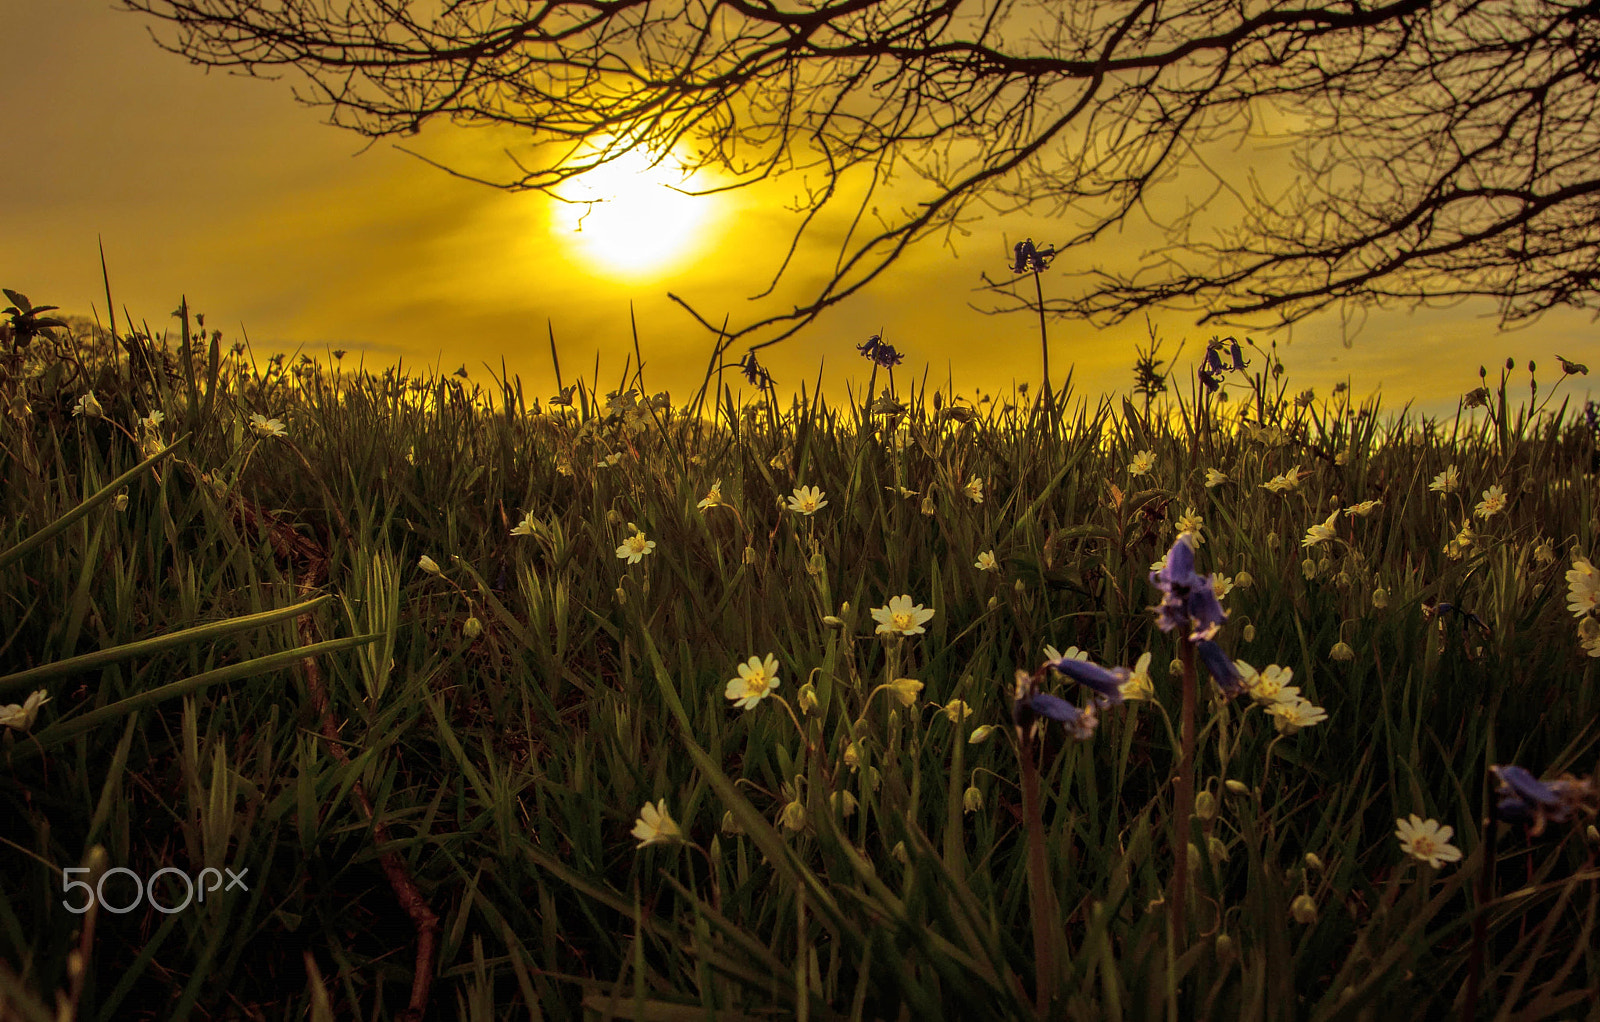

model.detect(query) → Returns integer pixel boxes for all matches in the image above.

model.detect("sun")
[551,146,711,276]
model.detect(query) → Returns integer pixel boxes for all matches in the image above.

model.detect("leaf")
[2,289,32,312]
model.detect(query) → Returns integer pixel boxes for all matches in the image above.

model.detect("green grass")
[1,290,1597,1021]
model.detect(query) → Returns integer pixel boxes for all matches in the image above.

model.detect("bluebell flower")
[736,350,773,388]
[1011,239,1056,274]
[1490,764,1599,836]
[1229,339,1250,371]
[1149,536,1227,640]
[1012,670,1098,740]
[1194,639,1248,699]
[1049,656,1129,706]
[1197,368,1220,393]
[1205,346,1225,376]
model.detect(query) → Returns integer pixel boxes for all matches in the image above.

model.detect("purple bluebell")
[1011,670,1099,740]
[1490,765,1598,835]
[1149,537,1227,640]
[1011,239,1056,274]
[737,350,773,388]
[1197,368,1220,393]
[1050,656,1129,706]
[1229,340,1249,371]
[1205,346,1225,376]
[1194,639,1248,699]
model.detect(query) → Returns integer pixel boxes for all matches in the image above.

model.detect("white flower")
[418,555,442,575]
[1302,509,1340,548]
[786,485,829,516]
[0,690,50,732]
[1204,468,1228,488]
[1261,466,1303,493]
[697,479,725,511]
[1429,466,1460,494]
[975,550,998,572]
[1474,484,1508,519]
[871,595,936,636]
[249,413,287,438]
[964,476,985,503]
[632,800,683,848]
[140,409,165,431]
[615,529,657,564]
[1568,557,1600,618]
[1395,815,1462,869]
[510,510,539,537]
[1127,450,1156,476]
[725,653,781,709]
[1344,499,1381,517]
[72,391,103,419]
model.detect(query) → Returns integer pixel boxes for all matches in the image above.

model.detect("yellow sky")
[3,3,1592,424]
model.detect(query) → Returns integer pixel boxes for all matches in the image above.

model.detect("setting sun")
[551,146,711,276]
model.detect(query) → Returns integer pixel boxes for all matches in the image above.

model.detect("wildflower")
[842,742,862,770]
[1120,652,1156,701]
[1555,354,1589,375]
[1490,765,1600,836]
[1372,587,1390,609]
[1149,536,1227,641]
[856,334,904,369]
[1011,238,1056,273]
[1334,450,1350,466]
[615,528,657,564]
[0,690,50,732]
[1567,557,1600,618]
[725,654,781,710]
[696,479,726,511]
[463,616,483,640]
[887,677,924,707]
[112,492,129,512]
[1225,779,1250,796]
[1204,468,1229,488]
[964,476,985,503]
[1241,623,1256,641]
[1534,541,1555,566]
[872,595,935,636]
[1049,655,1130,706]
[736,350,773,388]
[942,698,973,723]
[1394,815,1463,869]
[787,485,829,516]
[779,798,806,832]
[1194,639,1248,699]
[1260,466,1303,493]
[1043,645,1089,663]
[1429,466,1460,494]
[511,510,539,537]
[1474,484,1508,519]
[1267,697,1328,733]
[596,452,622,469]
[72,390,104,419]
[1464,387,1490,408]
[831,790,859,818]
[1290,894,1318,925]
[140,409,165,431]
[886,485,918,499]
[797,682,819,714]
[1329,641,1355,662]
[1011,670,1098,740]
[975,550,998,572]
[1233,571,1254,588]
[1444,521,1475,560]
[968,724,999,744]
[418,555,442,575]
[1212,574,1234,600]
[920,495,936,516]
[248,413,287,438]
[963,786,984,813]
[631,800,682,848]
[1175,506,1204,544]
[1302,509,1340,548]
[1345,499,1381,517]
[1580,617,1600,657]
[1244,663,1296,705]
[1128,450,1157,476]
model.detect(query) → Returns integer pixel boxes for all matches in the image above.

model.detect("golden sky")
[4,3,1593,424]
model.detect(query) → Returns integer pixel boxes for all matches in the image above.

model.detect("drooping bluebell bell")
[1049,655,1129,706]
[1194,639,1248,699]
[736,350,773,388]
[1149,536,1227,641]
[1490,764,1599,836]
[1011,239,1057,274]
[1205,346,1226,376]
[1229,339,1250,371]
[1012,670,1098,740]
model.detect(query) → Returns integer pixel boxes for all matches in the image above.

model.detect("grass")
[1,285,1597,1021]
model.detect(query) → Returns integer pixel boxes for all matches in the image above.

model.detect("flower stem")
[1171,636,1197,958]
[1461,798,1498,1022]
[1017,730,1058,1015]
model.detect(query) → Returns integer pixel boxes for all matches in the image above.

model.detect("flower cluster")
[856,334,905,369]
[1490,765,1599,836]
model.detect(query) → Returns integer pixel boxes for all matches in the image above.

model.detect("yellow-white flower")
[248,412,287,438]
[418,555,442,575]
[975,550,998,572]
[887,677,924,707]
[1204,468,1229,488]
[941,698,973,723]
[1566,557,1599,618]
[1043,645,1090,664]
[72,391,103,419]
[632,800,683,848]
[139,409,165,431]
[872,594,935,636]
[1128,450,1156,476]
[510,510,539,537]
[1120,652,1155,701]
[1302,509,1340,548]
[1261,466,1303,493]
[964,476,985,503]
[1267,697,1328,733]
[0,690,50,732]
[725,653,781,710]
[697,479,725,511]
[1395,814,1462,869]
[1473,484,1508,519]
[963,785,984,813]
[1429,465,1460,494]
[787,485,829,516]
[1175,506,1204,544]
[1245,663,1297,705]
[1345,499,1381,517]
[615,528,657,564]
[1211,574,1234,600]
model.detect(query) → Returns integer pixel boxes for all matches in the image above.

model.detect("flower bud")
[606,509,625,527]
[1169,658,1183,677]
[830,790,858,818]
[615,586,627,605]
[1242,623,1256,642]
[1233,571,1254,588]
[1215,933,1235,960]
[1301,558,1318,580]
[418,555,442,575]
[1372,587,1389,609]
[987,595,999,610]
[721,810,743,835]
[1267,532,1280,551]
[968,724,998,744]
[807,551,826,576]
[1329,641,1354,662]
[779,800,806,832]
[1187,842,1202,873]
[798,682,819,714]
[1195,790,1217,821]
[891,841,909,864]
[1207,835,1229,862]
[1014,579,1026,593]
[843,741,862,770]
[963,786,984,813]
[920,496,936,516]
[113,492,129,512]
[743,545,756,564]
[1305,852,1324,872]
[887,677,923,707]
[1225,779,1249,796]
[1290,893,1317,924]
[463,616,483,640]
[822,615,845,628]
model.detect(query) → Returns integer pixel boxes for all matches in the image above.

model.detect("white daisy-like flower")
[725,653,781,710]
[964,476,985,503]
[0,690,51,732]
[1204,468,1229,488]
[1429,466,1460,495]
[871,595,936,636]
[975,550,998,572]
[632,800,683,848]
[1567,557,1600,618]
[615,528,657,564]
[510,510,539,537]
[249,413,287,438]
[786,485,829,516]
[1395,814,1462,869]
[1127,450,1157,476]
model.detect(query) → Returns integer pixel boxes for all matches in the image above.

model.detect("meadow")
[1,284,1597,1021]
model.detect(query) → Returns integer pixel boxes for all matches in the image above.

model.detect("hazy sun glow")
[553,147,710,276]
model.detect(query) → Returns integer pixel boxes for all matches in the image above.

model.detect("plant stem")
[1033,267,1051,422]
[1462,801,1498,1022]
[1171,636,1197,958]
[1017,730,1058,1016]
